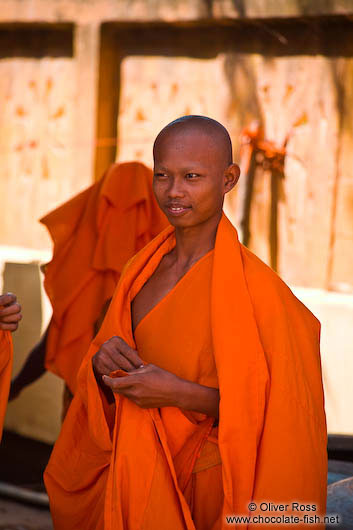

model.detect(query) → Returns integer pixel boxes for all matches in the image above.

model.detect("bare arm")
[176,378,219,419]
[9,325,49,400]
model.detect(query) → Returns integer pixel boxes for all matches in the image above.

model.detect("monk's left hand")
[0,293,22,331]
[102,364,182,409]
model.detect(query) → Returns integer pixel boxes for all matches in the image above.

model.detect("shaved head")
[153,115,233,169]
[152,115,239,229]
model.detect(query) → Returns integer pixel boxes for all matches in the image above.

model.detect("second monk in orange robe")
[45,117,327,529]
[10,162,168,406]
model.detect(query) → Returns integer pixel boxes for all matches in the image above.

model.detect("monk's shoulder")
[240,244,320,332]
[240,243,289,299]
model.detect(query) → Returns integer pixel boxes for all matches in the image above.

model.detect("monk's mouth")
[166,205,192,216]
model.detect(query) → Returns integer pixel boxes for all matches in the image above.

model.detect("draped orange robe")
[0,331,13,441]
[41,162,168,394]
[134,248,223,529]
[44,213,327,529]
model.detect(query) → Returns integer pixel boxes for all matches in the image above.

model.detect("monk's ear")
[223,163,240,193]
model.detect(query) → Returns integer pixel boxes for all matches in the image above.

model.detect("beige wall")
[0,0,352,24]
[0,57,78,250]
[117,55,231,164]
[293,287,353,436]
[0,24,99,252]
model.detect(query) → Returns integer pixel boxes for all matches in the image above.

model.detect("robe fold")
[44,213,327,529]
[0,330,13,441]
[40,161,168,394]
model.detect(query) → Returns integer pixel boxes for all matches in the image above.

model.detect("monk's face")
[153,128,239,228]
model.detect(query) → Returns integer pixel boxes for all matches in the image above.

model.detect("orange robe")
[134,249,223,529]
[41,161,168,394]
[0,331,13,441]
[44,213,327,529]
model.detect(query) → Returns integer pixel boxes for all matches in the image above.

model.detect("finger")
[127,364,149,375]
[102,345,136,371]
[101,337,143,370]
[96,360,118,377]
[0,323,18,331]
[110,352,136,372]
[93,354,120,376]
[102,374,136,392]
[0,303,22,316]
[0,293,17,307]
[112,337,144,368]
[0,313,22,323]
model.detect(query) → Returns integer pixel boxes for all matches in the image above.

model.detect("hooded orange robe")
[0,331,13,441]
[44,213,327,529]
[40,161,168,394]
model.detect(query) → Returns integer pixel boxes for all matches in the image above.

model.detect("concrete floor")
[0,497,53,530]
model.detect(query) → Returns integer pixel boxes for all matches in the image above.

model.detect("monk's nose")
[167,176,185,198]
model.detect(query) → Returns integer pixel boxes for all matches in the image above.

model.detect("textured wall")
[0,0,353,24]
[0,57,76,249]
[117,55,231,163]
[0,25,97,251]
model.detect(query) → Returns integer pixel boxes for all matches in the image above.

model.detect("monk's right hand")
[0,293,22,331]
[92,336,144,383]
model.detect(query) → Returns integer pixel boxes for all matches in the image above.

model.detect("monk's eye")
[185,173,199,179]
[154,173,168,179]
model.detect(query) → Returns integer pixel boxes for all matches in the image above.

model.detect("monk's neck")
[172,213,221,268]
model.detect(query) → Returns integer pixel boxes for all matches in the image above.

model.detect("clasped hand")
[0,293,22,331]
[92,336,182,409]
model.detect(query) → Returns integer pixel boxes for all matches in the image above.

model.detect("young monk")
[0,293,22,440]
[45,116,327,529]
[10,162,168,414]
